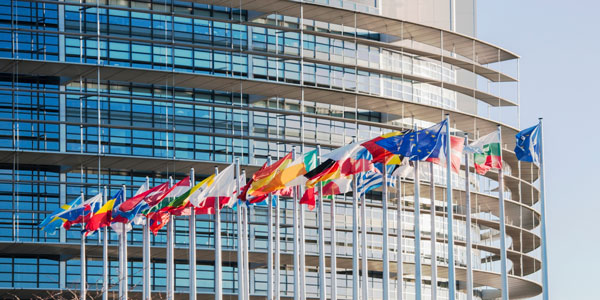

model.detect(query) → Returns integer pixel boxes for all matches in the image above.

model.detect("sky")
[477,1,600,299]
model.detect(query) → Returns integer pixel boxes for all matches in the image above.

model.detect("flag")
[163,176,192,199]
[514,124,541,165]
[338,146,378,176]
[224,173,246,209]
[127,181,150,226]
[248,195,278,207]
[111,182,149,233]
[56,193,103,230]
[148,212,171,235]
[112,199,148,226]
[39,196,82,234]
[144,176,192,215]
[466,131,502,175]
[118,181,169,212]
[321,145,374,197]
[239,175,265,204]
[259,150,318,194]
[375,120,448,161]
[248,152,293,196]
[300,187,316,210]
[169,175,215,216]
[322,177,353,196]
[84,190,123,235]
[356,164,398,196]
[361,131,410,163]
[393,157,415,178]
[295,142,367,188]
[303,147,366,208]
[190,164,237,213]
[112,182,168,224]
[144,177,192,234]
[304,142,364,187]
[426,135,465,173]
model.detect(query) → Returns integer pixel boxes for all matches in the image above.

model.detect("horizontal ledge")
[188,0,519,64]
[21,0,517,82]
[0,26,517,105]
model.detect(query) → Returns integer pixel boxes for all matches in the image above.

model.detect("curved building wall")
[0,0,541,299]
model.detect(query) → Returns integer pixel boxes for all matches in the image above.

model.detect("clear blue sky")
[477,1,600,299]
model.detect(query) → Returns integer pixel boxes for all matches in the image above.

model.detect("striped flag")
[117,181,169,212]
[426,135,465,174]
[190,163,237,213]
[322,177,353,196]
[259,150,318,194]
[248,152,293,197]
[55,193,103,230]
[39,196,82,234]
[145,177,192,234]
[466,131,502,175]
[356,164,398,196]
[84,190,123,235]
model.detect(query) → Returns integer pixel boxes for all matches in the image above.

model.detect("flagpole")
[463,133,474,300]
[143,176,151,300]
[240,202,248,300]
[241,170,250,300]
[274,164,281,300]
[396,176,403,300]
[121,185,128,300]
[316,146,326,300]
[382,163,390,300]
[445,114,456,300]
[299,185,307,300]
[292,146,299,300]
[360,192,368,300]
[102,187,108,300]
[330,175,338,300]
[352,175,359,300]
[189,168,197,300]
[119,215,123,300]
[266,157,274,300]
[166,177,174,300]
[413,157,422,300]
[538,118,550,300]
[429,162,436,300]
[497,126,509,300]
[236,162,244,300]
[215,166,223,300]
[80,191,86,300]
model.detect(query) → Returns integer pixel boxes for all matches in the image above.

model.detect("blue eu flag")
[514,124,541,165]
[375,119,447,161]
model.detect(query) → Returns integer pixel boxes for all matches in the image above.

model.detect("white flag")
[190,163,236,208]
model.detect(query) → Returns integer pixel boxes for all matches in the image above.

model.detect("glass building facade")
[0,0,543,299]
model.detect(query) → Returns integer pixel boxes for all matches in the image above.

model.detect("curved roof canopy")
[188,0,519,64]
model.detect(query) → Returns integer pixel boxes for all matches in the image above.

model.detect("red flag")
[195,196,231,214]
[195,206,215,215]
[274,187,293,197]
[118,182,169,212]
[149,211,171,235]
[322,177,353,196]
[426,136,464,174]
[63,213,93,230]
[248,194,268,204]
[339,155,376,176]
[84,202,114,234]
[300,187,316,210]
[361,136,394,163]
